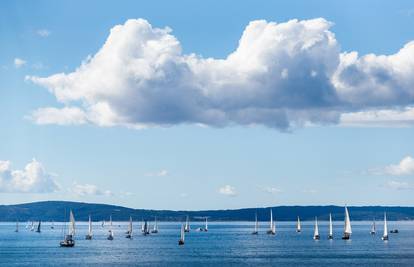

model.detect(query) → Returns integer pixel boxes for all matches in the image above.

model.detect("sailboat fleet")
[15,206,397,247]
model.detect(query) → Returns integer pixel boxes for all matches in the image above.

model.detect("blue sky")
[1,0,414,209]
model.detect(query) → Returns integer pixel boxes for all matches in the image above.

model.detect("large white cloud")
[0,159,59,193]
[384,156,414,176]
[27,18,414,130]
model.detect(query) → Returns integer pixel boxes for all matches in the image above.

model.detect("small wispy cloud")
[218,185,237,196]
[14,58,26,68]
[37,29,51,37]
[260,186,282,194]
[145,170,168,177]
[386,180,414,190]
[303,189,317,194]
[72,182,112,196]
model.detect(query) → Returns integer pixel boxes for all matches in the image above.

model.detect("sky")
[1,0,414,210]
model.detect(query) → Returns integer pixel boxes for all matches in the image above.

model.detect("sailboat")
[342,206,352,240]
[85,215,93,240]
[296,216,301,233]
[60,210,75,247]
[143,220,150,235]
[370,218,376,235]
[203,217,208,232]
[313,217,320,240]
[151,217,159,234]
[107,216,114,240]
[101,220,105,227]
[252,213,259,235]
[36,221,41,233]
[51,220,54,229]
[328,213,333,239]
[126,216,133,238]
[382,212,388,241]
[184,215,190,232]
[266,209,275,235]
[178,224,185,245]
[30,221,35,231]
[141,219,145,233]
[15,220,19,233]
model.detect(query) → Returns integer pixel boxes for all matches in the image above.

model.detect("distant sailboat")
[107,215,114,240]
[342,206,352,240]
[184,216,190,232]
[296,216,301,233]
[36,221,41,233]
[178,224,185,245]
[204,217,208,232]
[15,220,19,233]
[30,221,35,231]
[101,220,105,227]
[328,213,333,239]
[151,217,159,234]
[51,220,55,229]
[126,216,133,238]
[141,219,145,233]
[313,217,320,240]
[370,218,376,235]
[267,209,275,235]
[382,212,388,241]
[252,213,259,235]
[143,220,150,235]
[85,215,93,240]
[60,210,75,247]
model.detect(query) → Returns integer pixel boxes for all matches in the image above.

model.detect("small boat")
[126,216,133,238]
[107,215,114,240]
[390,229,399,233]
[296,216,301,233]
[51,220,55,229]
[328,213,333,239]
[85,215,93,240]
[36,221,41,233]
[184,215,190,232]
[342,206,352,240]
[370,218,376,235]
[30,221,35,231]
[313,217,320,240]
[60,210,75,247]
[203,217,208,232]
[151,217,159,234]
[143,220,150,235]
[382,212,388,241]
[178,224,185,245]
[15,220,19,233]
[252,213,259,235]
[101,220,105,227]
[266,209,275,235]
[141,219,145,233]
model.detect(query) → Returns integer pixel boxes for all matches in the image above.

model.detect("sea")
[0,221,413,266]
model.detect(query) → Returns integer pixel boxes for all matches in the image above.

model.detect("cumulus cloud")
[37,29,51,37]
[14,58,27,68]
[384,156,414,176]
[386,180,414,190]
[26,18,414,130]
[72,182,112,196]
[0,159,59,193]
[218,185,237,196]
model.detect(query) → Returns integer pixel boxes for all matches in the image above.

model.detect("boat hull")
[85,235,92,240]
[178,240,184,245]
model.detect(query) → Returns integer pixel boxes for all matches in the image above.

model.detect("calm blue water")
[0,221,413,266]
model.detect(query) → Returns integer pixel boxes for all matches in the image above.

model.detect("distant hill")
[0,201,413,221]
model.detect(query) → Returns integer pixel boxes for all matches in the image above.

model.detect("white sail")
[128,216,133,234]
[272,219,276,234]
[205,217,208,230]
[108,215,114,237]
[184,216,189,231]
[314,217,319,237]
[69,210,75,236]
[255,213,258,232]
[88,215,92,236]
[269,209,273,230]
[297,216,301,232]
[141,219,144,232]
[180,224,185,241]
[383,212,388,239]
[371,218,376,233]
[153,217,158,231]
[344,206,352,234]
[329,213,333,237]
